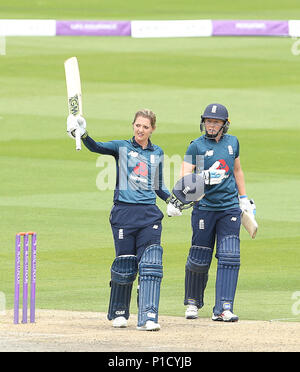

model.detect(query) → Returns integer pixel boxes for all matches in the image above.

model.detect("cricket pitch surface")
[0,309,299,352]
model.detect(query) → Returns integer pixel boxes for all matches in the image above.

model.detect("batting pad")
[138,245,163,327]
[184,246,213,308]
[107,255,138,320]
[214,235,240,315]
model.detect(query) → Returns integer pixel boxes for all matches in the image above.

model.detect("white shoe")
[185,305,198,319]
[212,310,239,322]
[137,320,161,331]
[112,316,127,328]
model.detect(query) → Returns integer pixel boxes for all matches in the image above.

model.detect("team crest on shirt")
[228,145,233,155]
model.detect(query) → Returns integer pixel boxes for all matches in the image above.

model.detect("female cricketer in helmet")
[67,109,170,331]
[168,103,253,322]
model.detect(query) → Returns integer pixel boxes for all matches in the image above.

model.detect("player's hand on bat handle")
[250,199,256,215]
[75,128,81,151]
[239,195,256,215]
[67,114,87,139]
[77,115,87,132]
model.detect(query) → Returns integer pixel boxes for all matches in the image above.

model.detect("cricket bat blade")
[241,210,258,239]
[64,56,83,151]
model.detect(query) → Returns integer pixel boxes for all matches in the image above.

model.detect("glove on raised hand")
[67,114,87,139]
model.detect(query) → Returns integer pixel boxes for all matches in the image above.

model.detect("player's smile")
[133,116,155,148]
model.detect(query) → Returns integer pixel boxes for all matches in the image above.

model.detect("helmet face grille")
[200,103,230,138]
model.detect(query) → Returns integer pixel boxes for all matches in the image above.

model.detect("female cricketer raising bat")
[67,109,171,331]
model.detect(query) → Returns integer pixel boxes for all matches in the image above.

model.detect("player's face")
[204,118,224,136]
[133,116,155,144]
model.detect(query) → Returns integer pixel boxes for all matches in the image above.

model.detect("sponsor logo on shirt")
[216,159,229,173]
[133,162,148,176]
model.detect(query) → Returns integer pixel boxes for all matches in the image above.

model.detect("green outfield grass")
[0,2,300,322]
[1,0,300,19]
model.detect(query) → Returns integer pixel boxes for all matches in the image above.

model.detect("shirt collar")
[131,136,154,151]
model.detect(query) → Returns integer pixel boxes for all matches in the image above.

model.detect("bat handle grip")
[75,128,81,151]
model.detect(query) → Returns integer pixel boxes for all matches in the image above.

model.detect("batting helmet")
[200,103,230,138]
[172,173,205,207]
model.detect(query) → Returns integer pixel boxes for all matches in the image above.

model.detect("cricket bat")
[241,210,258,239]
[64,56,83,151]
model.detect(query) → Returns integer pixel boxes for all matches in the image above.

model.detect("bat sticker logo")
[69,94,80,115]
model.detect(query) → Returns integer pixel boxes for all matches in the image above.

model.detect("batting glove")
[166,195,182,217]
[201,161,226,185]
[67,114,87,139]
[202,169,226,185]
[239,195,256,215]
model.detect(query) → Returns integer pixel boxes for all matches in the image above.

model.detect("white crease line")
[269,317,299,322]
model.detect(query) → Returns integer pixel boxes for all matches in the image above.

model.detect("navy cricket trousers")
[110,202,164,261]
[191,208,241,252]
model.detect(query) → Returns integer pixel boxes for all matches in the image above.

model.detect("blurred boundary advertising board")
[289,20,300,37]
[56,20,131,36]
[0,19,56,36]
[212,20,289,36]
[0,19,300,37]
[131,20,213,38]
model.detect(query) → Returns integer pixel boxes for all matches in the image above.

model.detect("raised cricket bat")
[64,56,82,151]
